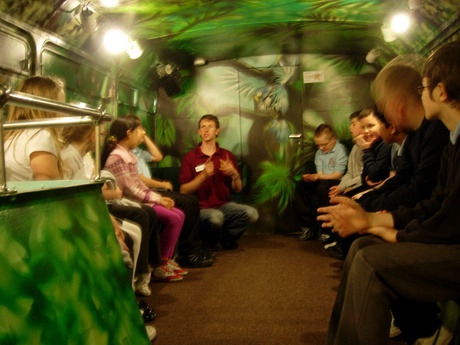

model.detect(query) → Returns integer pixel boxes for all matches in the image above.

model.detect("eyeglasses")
[316,137,333,149]
[416,85,432,96]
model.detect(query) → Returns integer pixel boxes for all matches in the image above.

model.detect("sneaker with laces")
[152,264,183,282]
[167,259,188,275]
[178,250,214,268]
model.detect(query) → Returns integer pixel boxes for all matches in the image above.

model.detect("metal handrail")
[0,85,113,195]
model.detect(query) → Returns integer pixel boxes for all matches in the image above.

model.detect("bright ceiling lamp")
[104,29,129,54]
[100,0,119,7]
[126,39,143,59]
[391,13,411,33]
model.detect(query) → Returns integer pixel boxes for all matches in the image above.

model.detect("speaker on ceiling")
[160,75,182,97]
[156,61,182,97]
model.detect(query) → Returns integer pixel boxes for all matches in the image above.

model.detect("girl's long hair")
[4,76,66,176]
[101,114,141,167]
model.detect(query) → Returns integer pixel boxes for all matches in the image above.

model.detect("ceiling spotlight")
[100,0,119,7]
[104,29,129,54]
[381,22,397,42]
[194,57,207,66]
[391,13,411,33]
[80,5,99,33]
[156,61,179,79]
[126,39,143,59]
[366,48,381,64]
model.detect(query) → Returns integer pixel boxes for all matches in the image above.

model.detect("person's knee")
[246,207,259,224]
[204,212,224,227]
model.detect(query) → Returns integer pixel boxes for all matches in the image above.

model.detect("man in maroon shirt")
[179,114,259,250]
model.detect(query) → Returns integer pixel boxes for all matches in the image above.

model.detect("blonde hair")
[4,76,66,175]
[371,63,422,116]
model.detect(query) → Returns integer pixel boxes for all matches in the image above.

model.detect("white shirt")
[5,129,58,181]
[61,144,91,179]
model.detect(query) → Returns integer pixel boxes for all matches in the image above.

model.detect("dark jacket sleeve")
[393,142,460,244]
[359,120,449,212]
[361,139,391,184]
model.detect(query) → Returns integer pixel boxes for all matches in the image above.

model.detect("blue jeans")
[200,202,259,246]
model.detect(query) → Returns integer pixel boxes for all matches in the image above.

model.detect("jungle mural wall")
[152,53,378,233]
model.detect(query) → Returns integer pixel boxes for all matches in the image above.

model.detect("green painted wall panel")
[0,182,149,345]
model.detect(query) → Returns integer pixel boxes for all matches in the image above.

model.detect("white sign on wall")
[303,71,325,83]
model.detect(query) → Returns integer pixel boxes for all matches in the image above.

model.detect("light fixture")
[194,57,207,66]
[391,13,411,33]
[80,5,99,33]
[104,29,129,54]
[100,0,119,7]
[156,61,179,79]
[126,39,143,59]
[381,21,398,42]
[366,48,381,64]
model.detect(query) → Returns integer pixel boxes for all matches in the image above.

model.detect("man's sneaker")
[324,241,337,249]
[325,242,344,260]
[319,233,331,244]
[200,246,216,260]
[151,264,183,282]
[299,226,318,240]
[166,259,188,276]
[178,251,214,268]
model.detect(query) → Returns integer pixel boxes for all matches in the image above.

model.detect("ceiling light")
[381,22,397,42]
[194,57,207,66]
[126,39,143,59]
[366,48,381,64]
[156,61,178,78]
[104,29,129,54]
[100,0,119,7]
[80,6,99,33]
[391,13,411,33]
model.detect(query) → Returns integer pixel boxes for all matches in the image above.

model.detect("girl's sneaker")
[152,264,183,282]
[167,259,189,276]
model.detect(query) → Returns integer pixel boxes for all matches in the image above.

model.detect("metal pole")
[0,86,113,195]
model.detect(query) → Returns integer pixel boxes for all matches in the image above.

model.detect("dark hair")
[357,107,374,120]
[199,114,220,129]
[314,124,334,138]
[371,105,389,127]
[101,115,141,167]
[349,110,361,121]
[423,40,460,105]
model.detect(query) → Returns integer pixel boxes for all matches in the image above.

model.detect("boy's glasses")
[416,85,432,96]
[316,137,332,149]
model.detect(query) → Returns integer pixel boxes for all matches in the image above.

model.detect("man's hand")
[204,156,215,177]
[219,153,237,177]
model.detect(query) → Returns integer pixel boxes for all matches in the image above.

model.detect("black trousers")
[294,179,340,227]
